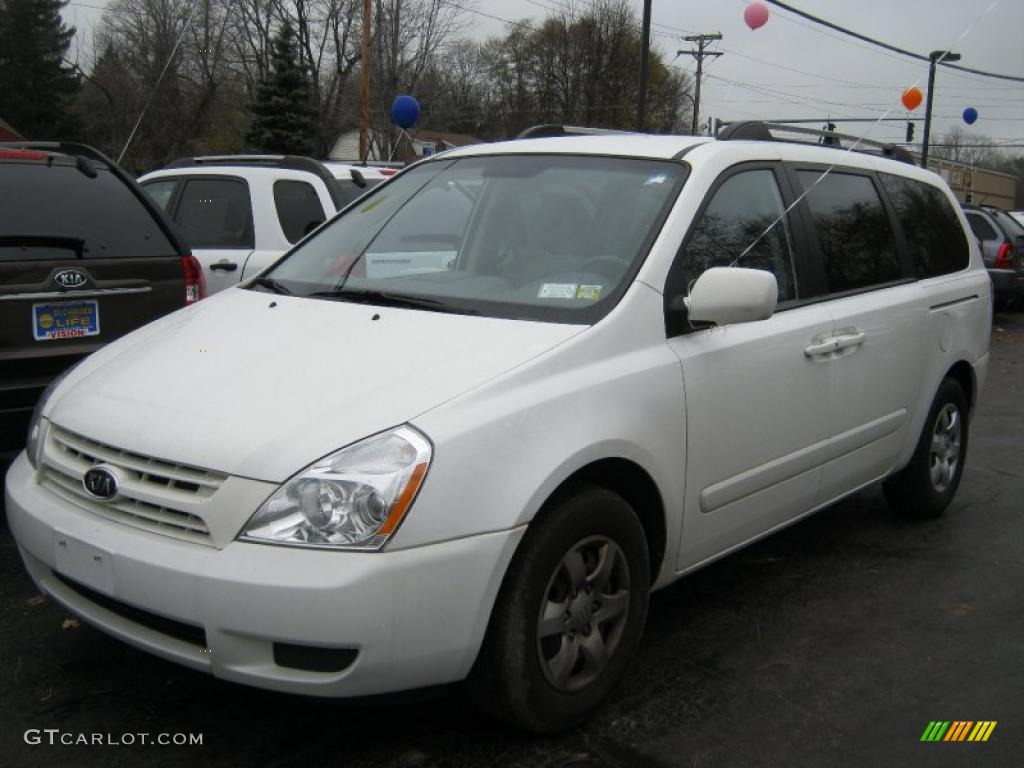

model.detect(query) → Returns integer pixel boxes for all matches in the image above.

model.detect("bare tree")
[931,126,1001,168]
[369,0,466,158]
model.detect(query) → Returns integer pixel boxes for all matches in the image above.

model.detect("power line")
[762,0,1024,83]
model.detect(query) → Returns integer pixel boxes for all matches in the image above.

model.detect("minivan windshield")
[254,155,687,323]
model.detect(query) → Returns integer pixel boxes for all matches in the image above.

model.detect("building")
[329,128,483,162]
[925,157,1017,210]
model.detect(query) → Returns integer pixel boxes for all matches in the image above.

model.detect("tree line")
[2,0,1021,205]
[0,0,692,172]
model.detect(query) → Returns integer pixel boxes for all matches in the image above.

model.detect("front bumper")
[6,452,523,697]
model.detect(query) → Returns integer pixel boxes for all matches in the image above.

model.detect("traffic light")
[906,121,915,143]
[823,122,838,146]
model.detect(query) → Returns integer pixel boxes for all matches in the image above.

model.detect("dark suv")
[0,142,203,454]
[962,204,1024,309]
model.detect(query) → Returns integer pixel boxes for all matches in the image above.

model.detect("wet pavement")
[2,312,1022,768]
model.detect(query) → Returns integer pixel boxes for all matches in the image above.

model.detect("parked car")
[323,160,395,205]
[0,141,201,456]
[1007,209,1024,229]
[6,123,991,732]
[138,155,387,294]
[961,203,1024,309]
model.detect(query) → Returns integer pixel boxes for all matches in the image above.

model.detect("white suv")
[139,156,389,294]
[6,123,991,732]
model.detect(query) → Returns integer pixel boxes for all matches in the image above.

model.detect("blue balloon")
[391,95,420,129]
[963,107,978,125]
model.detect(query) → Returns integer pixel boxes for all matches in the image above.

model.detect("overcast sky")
[62,0,1024,148]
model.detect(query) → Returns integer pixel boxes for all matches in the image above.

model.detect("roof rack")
[166,154,338,182]
[516,124,633,140]
[165,154,349,208]
[716,121,915,165]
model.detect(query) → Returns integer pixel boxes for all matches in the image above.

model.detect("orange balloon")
[901,87,923,111]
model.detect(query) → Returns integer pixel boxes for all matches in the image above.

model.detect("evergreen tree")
[0,0,80,139]
[246,20,315,155]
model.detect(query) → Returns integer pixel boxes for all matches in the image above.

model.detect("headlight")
[240,426,432,550]
[26,364,78,469]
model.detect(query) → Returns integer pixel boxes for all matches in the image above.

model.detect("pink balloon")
[744,2,770,30]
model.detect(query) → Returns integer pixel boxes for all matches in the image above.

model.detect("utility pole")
[359,0,372,162]
[921,50,961,169]
[636,0,652,131]
[679,34,722,137]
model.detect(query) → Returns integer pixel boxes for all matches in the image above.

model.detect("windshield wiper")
[307,288,478,315]
[249,276,292,294]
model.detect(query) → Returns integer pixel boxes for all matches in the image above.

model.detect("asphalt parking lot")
[2,312,1022,768]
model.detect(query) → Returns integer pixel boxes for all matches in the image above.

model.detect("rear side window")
[879,174,969,278]
[0,163,178,260]
[141,178,179,211]
[274,180,326,244]
[672,168,799,303]
[965,213,998,241]
[797,171,901,294]
[174,178,254,249]
[990,209,1024,238]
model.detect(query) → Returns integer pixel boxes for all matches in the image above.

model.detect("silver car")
[962,204,1024,309]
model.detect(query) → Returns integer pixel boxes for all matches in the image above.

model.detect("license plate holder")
[53,531,115,596]
[32,300,100,341]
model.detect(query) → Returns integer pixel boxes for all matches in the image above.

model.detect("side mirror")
[683,267,778,325]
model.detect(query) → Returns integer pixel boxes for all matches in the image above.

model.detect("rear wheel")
[468,485,650,733]
[883,377,969,519]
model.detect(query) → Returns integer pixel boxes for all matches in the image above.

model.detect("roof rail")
[716,121,915,164]
[516,124,633,140]
[164,153,348,208]
[166,154,337,181]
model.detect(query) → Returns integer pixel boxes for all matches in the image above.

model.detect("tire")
[883,377,969,519]
[467,484,650,733]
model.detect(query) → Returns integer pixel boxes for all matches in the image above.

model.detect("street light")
[921,50,960,169]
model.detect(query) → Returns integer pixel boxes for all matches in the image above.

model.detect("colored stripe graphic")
[921,721,997,742]
[921,721,950,741]
[945,721,972,741]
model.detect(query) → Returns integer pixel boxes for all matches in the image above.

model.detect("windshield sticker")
[644,174,668,186]
[577,284,603,300]
[538,283,577,299]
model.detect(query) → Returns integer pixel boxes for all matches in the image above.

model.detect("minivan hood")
[49,288,584,481]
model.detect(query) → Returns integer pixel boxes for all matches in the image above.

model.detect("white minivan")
[6,123,991,732]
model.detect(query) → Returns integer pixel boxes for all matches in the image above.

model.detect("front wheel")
[468,485,650,733]
[883,377,969,519]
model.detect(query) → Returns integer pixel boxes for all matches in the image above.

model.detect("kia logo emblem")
[54,269,88,289]
[83,466,119,500]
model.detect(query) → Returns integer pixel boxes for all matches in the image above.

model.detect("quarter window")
[797,171,901,294]
[274,180,327,244]
[672,169,799,304]
[141,178,179,211]
[879,174,968,278]
[174,178,254,249]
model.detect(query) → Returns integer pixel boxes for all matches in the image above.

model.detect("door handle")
[210,261,238,272]
[834,330,866,350]
[804,338,839,357]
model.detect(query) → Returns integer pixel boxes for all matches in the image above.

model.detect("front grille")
[53,571,207,648]
[40,424,226,546]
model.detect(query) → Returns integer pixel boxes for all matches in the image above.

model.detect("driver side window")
[678,169,799,303]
